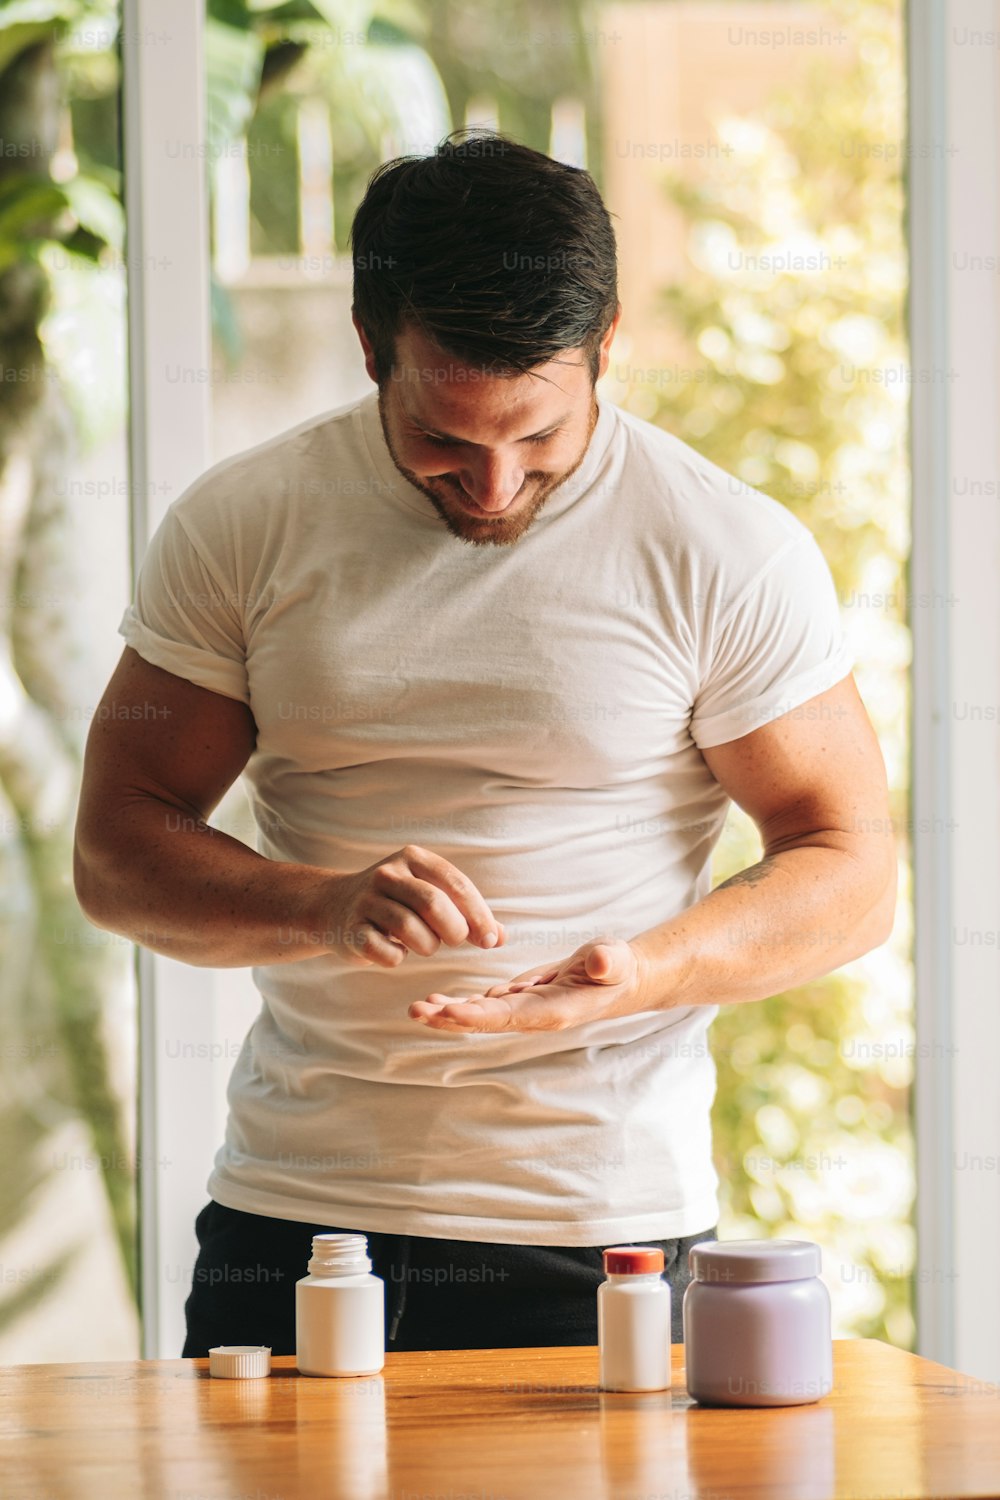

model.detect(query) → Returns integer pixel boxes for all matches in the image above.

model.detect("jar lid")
[208,1345,272,1379]
[603,1245,665,1274]
[689,1239,822,1285]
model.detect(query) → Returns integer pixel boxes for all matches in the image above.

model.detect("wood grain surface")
[2,1338,999,1499]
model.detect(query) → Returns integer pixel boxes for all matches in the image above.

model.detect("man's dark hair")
[349,128,619,384]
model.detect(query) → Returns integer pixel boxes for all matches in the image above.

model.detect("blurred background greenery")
[0,0,911,1355]
[642,0,914,1348]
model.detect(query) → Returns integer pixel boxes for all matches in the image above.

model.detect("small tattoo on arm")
[714,855,780,893]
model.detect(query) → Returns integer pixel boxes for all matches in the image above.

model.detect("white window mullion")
[122,0,216,1358]
[909,0,1000,1380]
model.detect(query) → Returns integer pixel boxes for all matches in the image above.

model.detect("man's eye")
[417,430,561,447]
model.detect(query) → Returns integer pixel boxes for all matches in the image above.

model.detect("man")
[74,129,896,1357]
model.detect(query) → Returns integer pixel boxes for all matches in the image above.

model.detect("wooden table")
[3,1339,999,1499]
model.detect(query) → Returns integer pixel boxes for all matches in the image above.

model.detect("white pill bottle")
[296,1232,385,1377]
[597,1244,672,1392]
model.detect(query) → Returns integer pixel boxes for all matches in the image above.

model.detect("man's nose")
[457,451,525,510]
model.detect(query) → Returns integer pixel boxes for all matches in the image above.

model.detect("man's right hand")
[75,649,507,969]
[322,844,505,968]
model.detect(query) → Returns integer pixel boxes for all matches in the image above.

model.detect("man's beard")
[376,388,599,548]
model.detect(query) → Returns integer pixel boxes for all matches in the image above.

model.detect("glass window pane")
[190,0,910,1352]
[0,4,137,1361]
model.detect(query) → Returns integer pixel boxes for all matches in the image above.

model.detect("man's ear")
[596,303,622,382]
[352,310,378,383]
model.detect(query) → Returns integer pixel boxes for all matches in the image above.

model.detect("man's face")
[355,317,617,547]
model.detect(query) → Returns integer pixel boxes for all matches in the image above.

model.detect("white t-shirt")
[119,388,853,1244]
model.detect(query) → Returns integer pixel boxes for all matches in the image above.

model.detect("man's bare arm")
[73,647,343,965]
[629,674,898,1011]
[74,648,504,968]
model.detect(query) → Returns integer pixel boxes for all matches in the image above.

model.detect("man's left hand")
[407,936,652,1034]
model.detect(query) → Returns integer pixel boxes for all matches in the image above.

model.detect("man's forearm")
[74,799,343,967]
[629,843,898,1013]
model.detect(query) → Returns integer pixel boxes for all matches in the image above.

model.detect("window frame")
[908,0,1000,1379]
[123,0,215,1359]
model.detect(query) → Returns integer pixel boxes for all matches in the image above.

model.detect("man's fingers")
[409,988,575,1033]
[402,845,502,948]
[484,967,559,997]
[407,941,637,1032]
[409,992,515,1027]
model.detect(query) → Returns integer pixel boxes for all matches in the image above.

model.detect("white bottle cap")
[208,1344,272,1379]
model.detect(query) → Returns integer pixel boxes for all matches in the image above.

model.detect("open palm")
[407,936,650,1034]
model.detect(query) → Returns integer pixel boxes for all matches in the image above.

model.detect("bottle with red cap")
[598,1245,671,1392]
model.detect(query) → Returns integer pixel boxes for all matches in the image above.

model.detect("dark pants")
[181,1199,716,1356]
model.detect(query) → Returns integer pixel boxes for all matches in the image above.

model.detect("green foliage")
[0,0,81,78]
[237,0,608,262]
[633,0,912,1344]
[246,92,303,256]
[417,0,604,184]
[0,171,122,275]
[205,15,268,157]
[0,0,135,1331]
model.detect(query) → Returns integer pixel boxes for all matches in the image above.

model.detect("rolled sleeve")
[118,506,251,706]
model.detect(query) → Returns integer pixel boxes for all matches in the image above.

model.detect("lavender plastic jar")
[682,1239,833,1407]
